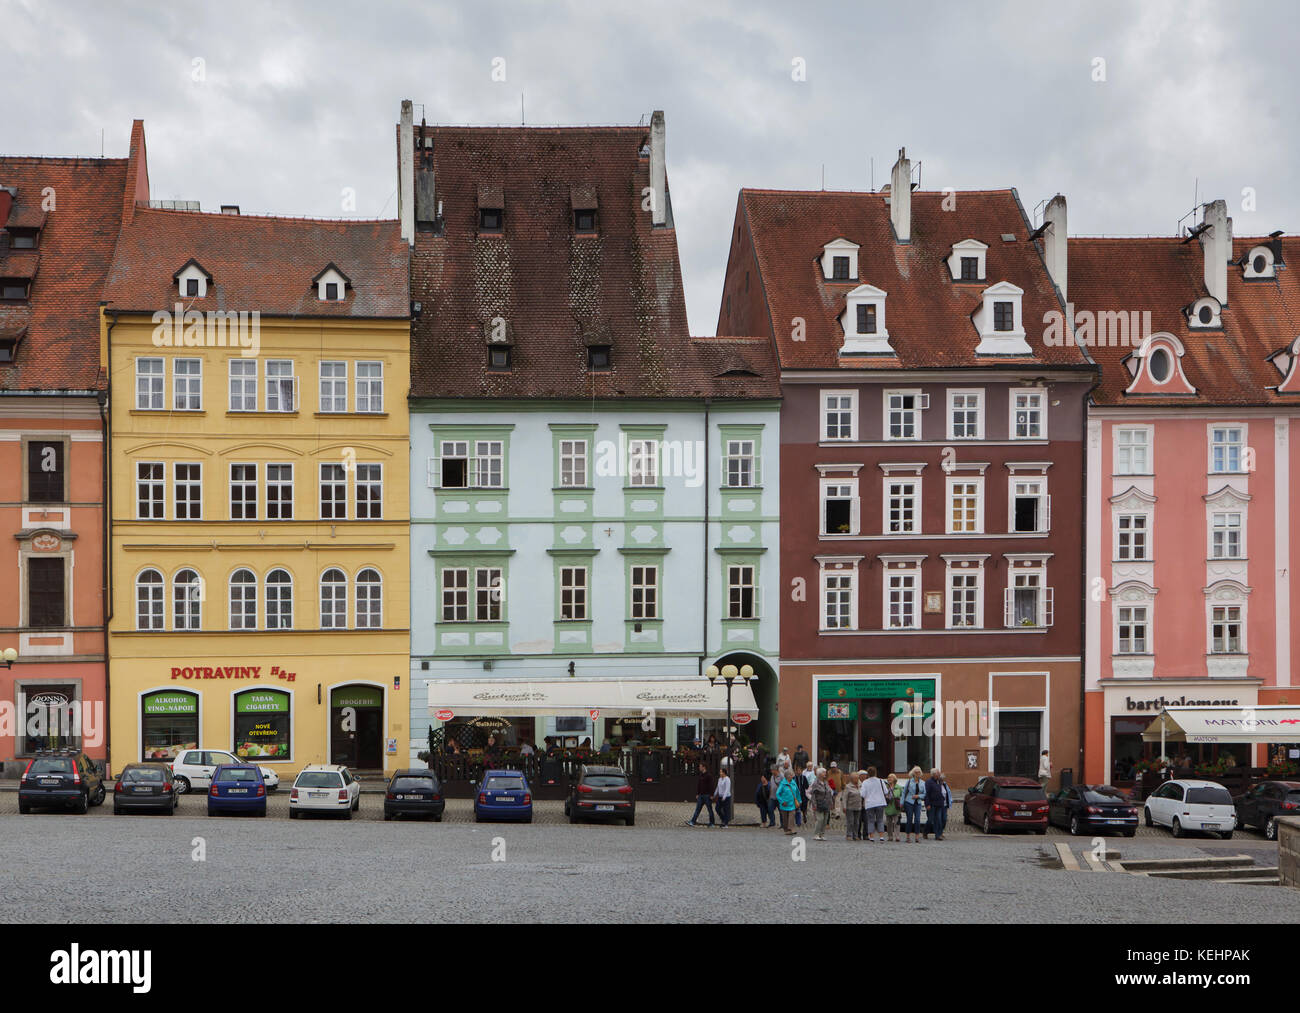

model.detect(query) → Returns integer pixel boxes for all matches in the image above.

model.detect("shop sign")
[332,687,383,709]
[235,692,290,714]
[821,702,857,720]
[435,708,455,721]
[1124,694,1239,711]
[589,709,600,720]
[818,679,935,701]
[171,664,297,682]
[733,712,753,725]
[143,692,198,716]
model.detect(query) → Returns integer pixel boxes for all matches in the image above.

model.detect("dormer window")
[1,278,30,301]
[7,228,37,250]
[173,259,212,299]
[326,282,338,300]
[574,209,596,233]
[588,345,612,371]
[1186,296,1222,329]
[973,281,1029,355]
[1124,333,1197,396]
[312,264,350,302]
[479,208,503,232]
[1242,244,1277,280]
[947,239,988,282]
[489,346,512,371]
[840,284,891,355]
[820,238,859,283]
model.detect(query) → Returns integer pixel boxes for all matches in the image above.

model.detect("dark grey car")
[383,769,445,821]
[113,762,179,815]
[565,764,635,825]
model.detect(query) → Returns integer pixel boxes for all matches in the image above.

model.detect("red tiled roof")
[104,209,409,318]
[1069,235,1300,406]
[0,155,130,391]
[727,188,1091,371]
[408,125,780,400]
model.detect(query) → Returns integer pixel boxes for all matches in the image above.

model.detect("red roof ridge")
[740,187,1017,198]
[420,123,646,132]
[132,204,399,226]
[0,155,128,166]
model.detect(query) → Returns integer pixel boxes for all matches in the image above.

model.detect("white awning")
[425,677,759,721]
[1141,706,1300,744]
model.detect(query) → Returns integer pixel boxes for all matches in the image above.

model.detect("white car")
[289,764,361,819]
[1144,778,1237,839]
[169,749,281,795]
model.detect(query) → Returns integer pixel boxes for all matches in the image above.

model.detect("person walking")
[901,766,926,843]
[775,768,799,834]
[767,764,782,827]
[808,767,834,841]
[884,772,903,842]
[754,769,773,827]
[859,766,888,842]
[714,765,733,827]
[841,772,863,839]
[924,768,950,841]
[800,761,815,825]
[685,762,716,827]
[1038,749,1051,792]
[777,745,791,771]
[793,744,809,772]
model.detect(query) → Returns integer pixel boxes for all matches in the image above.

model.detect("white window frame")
[821,389,858,442]
[559,439,589,488]
[135,568,164,631]
[136,461,165,520]
[1116,512,1150,562]
[319,361,348,414]
[265,568,294,630]
[1210,511,1244,560]
[884,478,920,535]
[173,358,203,411]
[174,462,203,521]
[1003,564,1053,628]
[1209,426,1245,474]
[136,357,165,410]
[320,568,348,629]
[947,388,984,440]
[1009,476,1050,534]
[319,463,347,520]
[1209,601,1245,655]
[629,565,658,620]
[724,439,758,488]
[474,440,505,489]
[1116,604,1150,655]
[821,478,861,536]
[1009,388,1047,440]
[266,360,297,413]
[476,567,504,622]
[436,440,470,489]
[627,440,659,488]
[883,563,921,630]
[355,361,384,413]
[945,560,984,630]
[230,463,258,521]
[355,462,383,520]
[884,389,923,441]
[172,568,203,631]
[441,568,469,622]
[229,569,258,631]
[559,566,588,621]
[266,463,294,520]
[355,568,382,629]
[819,562,858,632]
[946,476,984,534]
[1115,426,1152,474]
[726,564,758,620]
[229,359,258,412]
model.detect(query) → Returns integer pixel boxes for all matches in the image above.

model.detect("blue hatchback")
[474,769,533,823]
[207,764,268,817]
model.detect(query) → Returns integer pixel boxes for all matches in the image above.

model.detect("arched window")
[173,569,203,631]
[136,569,164,631]
[320,568,347,629]
[266,569,293,630]
[229,568,257,630]
[356,568,382,629]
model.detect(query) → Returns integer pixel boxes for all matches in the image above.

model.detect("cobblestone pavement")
[2,796,1297,923]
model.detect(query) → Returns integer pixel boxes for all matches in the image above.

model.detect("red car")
[963,775,1049,834]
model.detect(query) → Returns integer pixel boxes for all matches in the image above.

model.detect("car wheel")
[1171,817,1185,838]
[962,804,970,826]
[344,809,353,820]
[174,777,190,795]
[18,802,30,815]
[113,805,121,816]
[1265,818,1278,841]
[434,814,443,823]
[1219,829,1233,840]
[207,809,215,817]
[525,816,532,824]
[1069,815,1081,836]
[75,792,88,815]
[1144,807,1154,827]
[982,812,992,835]
[384,813,393,821]
[1123,829,1137,838]
[626,815,635,827]
[289,809,298,819]
[569,806,580,824]
[92,784,106,806]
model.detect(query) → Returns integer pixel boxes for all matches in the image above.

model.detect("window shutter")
[1003,587,1013,628]
[918,393,930,410]
[290,375,300,412]
[427,456,439,489]
[1044,587,1054,627]
[719,453,730,488]
[850,494,861,535]
[1042,494,1051,532]
[753,457,762,487]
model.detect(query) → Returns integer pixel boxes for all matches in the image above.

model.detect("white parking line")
[1054,842,1082,871]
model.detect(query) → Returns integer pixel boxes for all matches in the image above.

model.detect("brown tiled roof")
[0,155,130,391]
[729,188,1091,371]
[104,209,409,318]
[1070,235,1300,406]
[408,124,780,400]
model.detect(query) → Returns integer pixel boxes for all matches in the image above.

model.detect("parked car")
[1144,778,1236,838]
[113,762,178,815]
[170,749,280,794]
[289,764,360,819]
[18,750,107,814]
[208,764,268,817]
[475,769,533,823]
[383,768,445,821]
[1048,784,1138,837]
[565,764,635,825]
[1233,780,1300,841]
[963,775,1049,834]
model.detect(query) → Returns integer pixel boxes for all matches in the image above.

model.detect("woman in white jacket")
[858,766,889,842]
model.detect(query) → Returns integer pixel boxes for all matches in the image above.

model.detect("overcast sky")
[5,0,1297,333]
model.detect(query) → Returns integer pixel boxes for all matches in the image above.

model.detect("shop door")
[329,686,384,769]
[993,712,1041,778]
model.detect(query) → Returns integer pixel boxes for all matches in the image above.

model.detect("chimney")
[220,205,240,216]
[649,110,667,227]
[889,147,911,243]
[1198,199,1229,304]
[398,99,415,246]
[1043,194,1068,302]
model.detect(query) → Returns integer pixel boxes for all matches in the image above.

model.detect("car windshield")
[485,776,524,790]
[996,786,1046,802]
[1082,789,1126,804]
[29,758,73,775]
[296,772,343,788]
[1187,787,1233,806]
[583,775,628,788]
[218,768,258,782]
[122,768,165,783]
[1287,791,1300,803]
[393,777,435,792]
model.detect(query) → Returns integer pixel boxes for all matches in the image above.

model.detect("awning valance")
[1141,706,1300,744]
[425,677,759,721]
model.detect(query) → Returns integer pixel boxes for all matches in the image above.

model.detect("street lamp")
[705,662,756,774]
[1,647,16,669]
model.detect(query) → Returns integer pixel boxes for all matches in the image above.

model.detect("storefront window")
[817,679,935,774]
[16,682,81,754]
[233,689,291,761]
[141,690,199,761]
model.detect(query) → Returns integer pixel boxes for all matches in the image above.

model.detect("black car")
[1047,784,1139,837]
[113,762,179,815]
[1234,780,1300,841]
[564,764,636,825]
[383,768,445,821]
[18,750,107,814]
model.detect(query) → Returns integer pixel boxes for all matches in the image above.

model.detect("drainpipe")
[101,307,118,775]
[700,399,711,681]
[1079,372,1101,786]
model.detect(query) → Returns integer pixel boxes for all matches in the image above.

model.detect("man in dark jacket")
[924,768,950,840]
[793,744,809,771]
[686,762,716,827]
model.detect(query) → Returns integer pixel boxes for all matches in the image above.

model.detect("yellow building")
[100,152,410,778]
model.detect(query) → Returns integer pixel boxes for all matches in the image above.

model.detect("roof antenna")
[100,128,104,158]
[870,157,874,192]
[521,93,525,125]
[821,164,825,191]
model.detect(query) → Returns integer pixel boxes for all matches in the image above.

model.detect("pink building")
[1068,200,1300,784]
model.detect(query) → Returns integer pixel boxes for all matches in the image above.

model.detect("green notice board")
[817,679,936,701]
